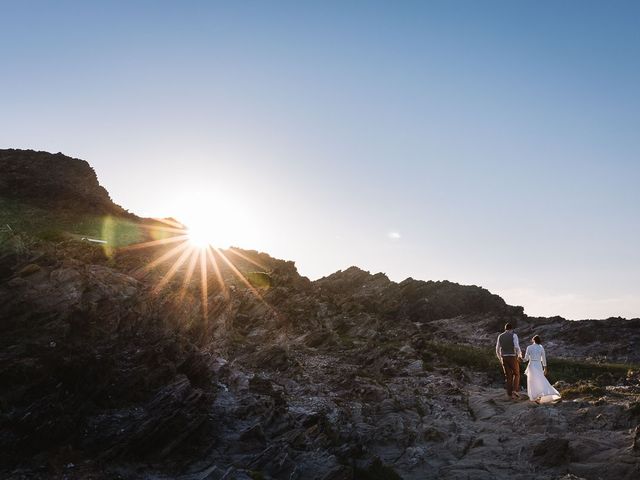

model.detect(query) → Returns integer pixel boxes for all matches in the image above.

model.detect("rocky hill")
[0,149,130,216]
[1,150,639,480]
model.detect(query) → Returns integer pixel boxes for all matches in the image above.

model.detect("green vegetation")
[36,228,68,242]
[546,357,632,385]
[559,382,606,399]
[0,198,149,248]
[422,341,498,372]
[420,341,635,386]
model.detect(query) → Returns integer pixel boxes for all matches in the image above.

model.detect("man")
[496,323,522,399]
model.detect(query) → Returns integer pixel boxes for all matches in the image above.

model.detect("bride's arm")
[523,345,530,362]
[541,346,548,375]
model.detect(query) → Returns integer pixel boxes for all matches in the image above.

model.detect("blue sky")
[1,1,639,319]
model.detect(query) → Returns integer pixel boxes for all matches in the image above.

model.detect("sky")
[1,1,639,319]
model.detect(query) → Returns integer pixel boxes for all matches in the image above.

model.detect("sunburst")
[111,217,272,321]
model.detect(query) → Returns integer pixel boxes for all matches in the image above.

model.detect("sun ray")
[199,248,209,319]
[114,210,277,323]
[227,247,268,270]
[139,223,189,235]
[205,246,228,299]
[135,240,191,278]
[214,247,285,324]
[178,248,199,301]
[213,247,265,301]
[153,245,196,294]
[152,217,187,230]
[119,234,189,252]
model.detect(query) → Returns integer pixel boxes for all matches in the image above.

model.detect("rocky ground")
[1,150,639,479]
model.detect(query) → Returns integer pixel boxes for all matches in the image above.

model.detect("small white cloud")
[388,231,401,240]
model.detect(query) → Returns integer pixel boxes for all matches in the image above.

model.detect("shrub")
[558,382,606,399]
[36,228,67,242]
[546,357,631,385]
[424,341,496,371]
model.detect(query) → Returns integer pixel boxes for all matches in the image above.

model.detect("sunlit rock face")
[1,150,639,480]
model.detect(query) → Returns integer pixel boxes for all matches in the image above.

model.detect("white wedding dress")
[524,344,561,403]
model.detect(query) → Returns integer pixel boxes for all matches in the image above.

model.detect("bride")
[523,335,561,403]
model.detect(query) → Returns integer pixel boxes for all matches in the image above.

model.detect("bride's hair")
[532,335,541,344]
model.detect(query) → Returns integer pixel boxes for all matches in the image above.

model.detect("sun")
[177,193,258,250]
[184,216,235,249]
[113,191,271,321]
[187,222,218,248]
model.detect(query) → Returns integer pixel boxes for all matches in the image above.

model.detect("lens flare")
[110,215,272,322]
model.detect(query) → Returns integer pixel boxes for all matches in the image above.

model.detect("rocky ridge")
[0,150,639,479]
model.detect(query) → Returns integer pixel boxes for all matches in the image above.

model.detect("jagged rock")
[102,375,213,461]
[320,465,353,480]
[0,149,131,217]
[532,437,571,466]
[251,345,293,372]
[239,424,267,444]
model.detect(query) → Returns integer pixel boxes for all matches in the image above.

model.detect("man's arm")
[513,333,522,358]
[496,336,502,360]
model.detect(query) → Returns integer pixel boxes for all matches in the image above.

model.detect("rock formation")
[1,149,638,479]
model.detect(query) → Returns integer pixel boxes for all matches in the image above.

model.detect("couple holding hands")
[496,323,561,404]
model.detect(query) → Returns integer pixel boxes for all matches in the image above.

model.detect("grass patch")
[422,341,497,372]
[545,357,632,384]
[0,198,151,249]
[558,382,606,399]
[420,341,635,386]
